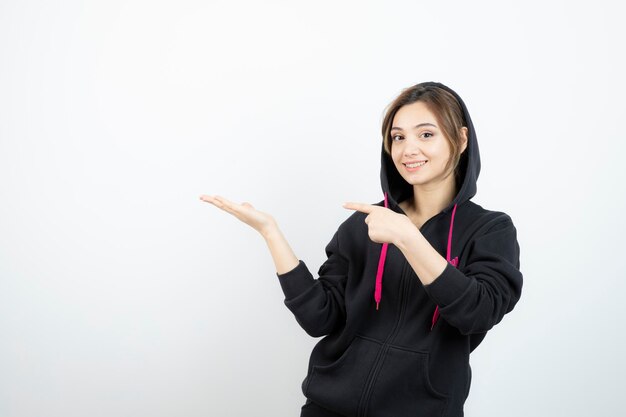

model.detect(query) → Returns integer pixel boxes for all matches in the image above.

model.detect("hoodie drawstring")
[375,192,459,331]
[431,202,459,330]
[374,192,390,310]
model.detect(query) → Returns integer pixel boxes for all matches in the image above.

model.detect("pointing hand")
[343,202,414,246]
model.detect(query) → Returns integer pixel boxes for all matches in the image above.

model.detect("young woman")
[200,81,523,417]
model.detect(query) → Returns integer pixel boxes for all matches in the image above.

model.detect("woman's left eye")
[422,132,433,139]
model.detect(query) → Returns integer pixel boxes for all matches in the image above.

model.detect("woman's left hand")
[343,202,416,246]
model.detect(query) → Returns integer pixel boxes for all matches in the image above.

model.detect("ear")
[460,127,468,154]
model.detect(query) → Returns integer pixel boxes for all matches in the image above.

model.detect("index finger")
[342,202,375,213]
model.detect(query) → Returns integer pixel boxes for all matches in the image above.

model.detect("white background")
[1,1,624,416]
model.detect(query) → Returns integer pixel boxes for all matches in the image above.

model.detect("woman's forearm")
[396,228,449,286]
[262,225,300,275]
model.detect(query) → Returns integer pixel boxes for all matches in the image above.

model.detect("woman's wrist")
[396,225,421,253]
[260,219,280,240]
[261,222,300,275]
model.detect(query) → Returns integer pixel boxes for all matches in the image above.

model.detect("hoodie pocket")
[367,345,449,417]
[304,335,382,417]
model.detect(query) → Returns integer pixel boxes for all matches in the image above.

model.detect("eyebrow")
[390,123,438,131]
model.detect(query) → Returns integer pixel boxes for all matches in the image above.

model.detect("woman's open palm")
[199,195,276,236]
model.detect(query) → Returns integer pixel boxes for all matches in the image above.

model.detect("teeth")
[406,161,427,168]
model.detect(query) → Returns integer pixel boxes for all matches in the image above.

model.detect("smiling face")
[390,101,457,190]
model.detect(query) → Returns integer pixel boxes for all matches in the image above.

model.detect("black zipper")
[357,258,412,417]
[356,218,438,417]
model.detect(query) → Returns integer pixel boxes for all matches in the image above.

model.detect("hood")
[374,82,477,328]
[380,81,481,214]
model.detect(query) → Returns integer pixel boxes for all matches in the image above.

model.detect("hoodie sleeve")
[275,229,349,338]
[423,215,523,335]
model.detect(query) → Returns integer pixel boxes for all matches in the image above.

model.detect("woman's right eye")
[392,135,403,141]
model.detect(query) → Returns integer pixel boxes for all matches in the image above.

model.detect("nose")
[404,137,422,157]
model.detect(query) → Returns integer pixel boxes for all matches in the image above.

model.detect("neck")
[408,175,458,219]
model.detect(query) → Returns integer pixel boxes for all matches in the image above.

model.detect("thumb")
[242,202,254,209]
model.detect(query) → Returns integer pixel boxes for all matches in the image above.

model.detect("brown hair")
[381,83,467,184]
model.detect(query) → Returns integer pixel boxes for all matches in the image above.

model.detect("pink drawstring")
[431,203,459,330]
[374,192,389,310]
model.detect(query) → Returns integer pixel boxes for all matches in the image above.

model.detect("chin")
[401,176,428,186]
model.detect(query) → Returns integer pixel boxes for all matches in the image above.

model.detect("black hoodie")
[276,81,523,417]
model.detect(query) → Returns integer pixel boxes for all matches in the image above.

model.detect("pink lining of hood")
[375,192,459,331]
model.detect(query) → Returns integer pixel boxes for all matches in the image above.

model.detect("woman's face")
[390,101,457,190]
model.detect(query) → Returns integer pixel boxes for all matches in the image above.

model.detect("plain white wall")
[1,1,624,416]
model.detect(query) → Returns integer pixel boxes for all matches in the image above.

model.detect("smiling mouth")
[404,161,427,168]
